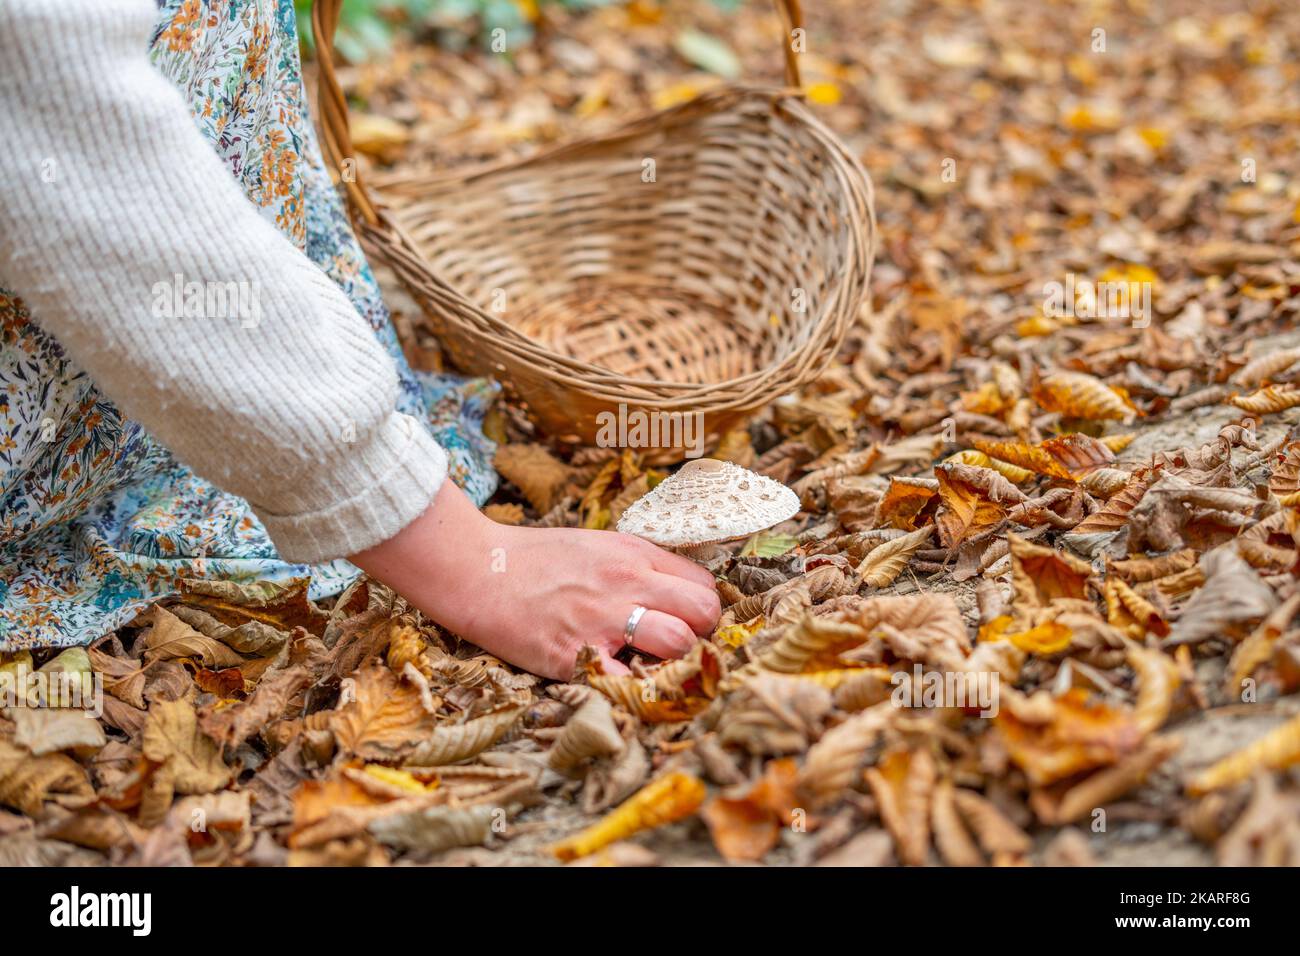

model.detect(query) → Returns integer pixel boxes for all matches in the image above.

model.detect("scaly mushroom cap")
[616,458,800,548]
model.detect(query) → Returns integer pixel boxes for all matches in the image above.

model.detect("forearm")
[0,0,446,562]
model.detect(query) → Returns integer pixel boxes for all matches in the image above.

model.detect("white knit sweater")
[0,0,448,563]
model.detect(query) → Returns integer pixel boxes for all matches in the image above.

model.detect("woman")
[0,0,719,679]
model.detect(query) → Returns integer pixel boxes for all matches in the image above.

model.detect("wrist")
[348,479,501,630]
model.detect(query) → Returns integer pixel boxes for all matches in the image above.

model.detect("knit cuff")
[255,413,449,564]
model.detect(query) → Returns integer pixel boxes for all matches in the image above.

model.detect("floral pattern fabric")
[0,0,497,650]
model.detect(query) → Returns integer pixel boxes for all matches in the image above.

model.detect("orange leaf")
[997,689,1144,786]
[1032,370,1137,422]
[701,758,800,862]
[934,466,1010,548]
[876,477,939,529]
[1009,534,1094,608]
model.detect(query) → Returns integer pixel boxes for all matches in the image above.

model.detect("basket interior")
[376,93,854,386]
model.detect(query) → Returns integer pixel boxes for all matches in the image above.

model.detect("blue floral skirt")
[0,0,497,650]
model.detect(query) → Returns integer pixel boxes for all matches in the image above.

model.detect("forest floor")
[3,0,1300,867]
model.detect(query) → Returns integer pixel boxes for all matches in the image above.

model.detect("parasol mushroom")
[616,458,801,561]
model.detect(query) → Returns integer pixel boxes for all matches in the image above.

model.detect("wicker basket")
[313,0,875,459]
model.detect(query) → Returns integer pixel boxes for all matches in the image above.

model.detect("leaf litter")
[3,0,1300,867]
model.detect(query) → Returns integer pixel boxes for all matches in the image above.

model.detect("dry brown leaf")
[1045,736,1182,824]
[494,443,573,512]
[1033,370,1137,422]
[1009,534,1094,611]
[329,664,436,761]
[143,606,246,668]
[1230,383,1300,415]
[0,739,94,818]
[864,747,936,867]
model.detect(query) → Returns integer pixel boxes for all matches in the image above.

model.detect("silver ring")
[624,605,648,647]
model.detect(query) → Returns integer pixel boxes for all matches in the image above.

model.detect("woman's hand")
[349,480,721,679]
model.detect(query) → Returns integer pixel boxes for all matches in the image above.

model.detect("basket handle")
[775,0,804,88]
[312,0,380,227]
[312,0,805,225]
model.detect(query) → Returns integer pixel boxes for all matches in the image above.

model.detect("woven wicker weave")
[313,0,875,458]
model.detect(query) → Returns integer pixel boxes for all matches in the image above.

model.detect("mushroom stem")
[673,542,729,563]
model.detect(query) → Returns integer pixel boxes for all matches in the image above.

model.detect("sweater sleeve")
[0,0,448,564]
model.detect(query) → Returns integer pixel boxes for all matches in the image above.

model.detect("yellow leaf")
[551,772,706,860]
[804,81,842,106]
[1032,370,1137,422]
[716,617,765,648]
[1187,711,1300,795]
[349,114,410,162]
[945,450,1034,484]
[362,765,437,795]
[653,81,705,110]
[1005,621,1072,655]
[1230,384,1300,415]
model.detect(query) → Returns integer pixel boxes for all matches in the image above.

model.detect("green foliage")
[294,0,618,61]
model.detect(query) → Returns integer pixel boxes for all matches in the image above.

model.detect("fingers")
[645,544,718,589]
[594,647,631,676]
[641,572,722,635]
[628,609,698,660]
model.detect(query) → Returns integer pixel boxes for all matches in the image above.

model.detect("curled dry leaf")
[864,747,936,867]
[1073,467,1162,534]
[1164,548,1278,647]
[550,771,706,861]
[952,788,1032,862]
[1044,736,1182,824]
[796,702,894,807]
[972,434,1113,481]
[368,803,497,853]
[1230,383,1300,415]
[1126,646,1181,734]
[1225,593,1300,697]
[931,778,984,867]
[12,707,106,757]
[405,704,525,766]
[547,695,625,773]
[143,606,246,669]
[0,739,94,819]
[329,663,435,761]
[875,476,939,529]
[589,642,722,722]
[1187,711,1300,796]
[1032,370,1137,422]
[1104,578,1169,639]
[945,449,1035,484]
[139,696,234,826]
[1232,346,1300,388]
[1009,534,1094,612]
[583,736,650,814]
[935,463,1022,548]
[717,672,833,755]
[753,614,870,674]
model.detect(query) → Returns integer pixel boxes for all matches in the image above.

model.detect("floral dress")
[0,0,497,650]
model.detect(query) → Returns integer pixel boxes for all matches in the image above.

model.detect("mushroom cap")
[616,458,800,548]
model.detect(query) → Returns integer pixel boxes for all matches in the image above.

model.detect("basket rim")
[356,86,877,410]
